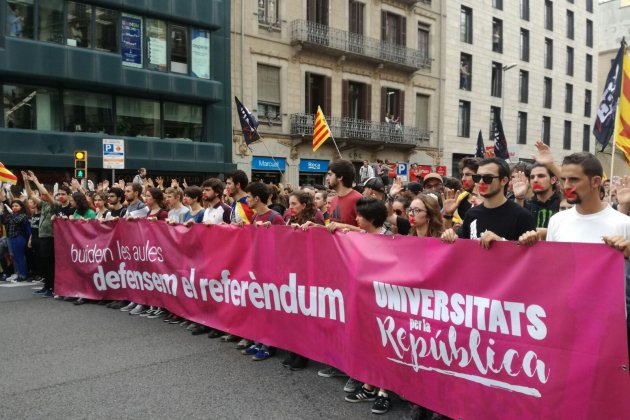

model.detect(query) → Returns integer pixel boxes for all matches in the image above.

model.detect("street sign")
[396,162,408,176]
[103,139,125,169]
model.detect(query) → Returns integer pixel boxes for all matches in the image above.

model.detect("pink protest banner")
[54,219,630,419]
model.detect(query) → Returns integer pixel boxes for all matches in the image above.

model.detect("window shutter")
[342,80,349,119]
[399,90,405,124]
[400,17,407,47]
[381,11,387,41]
[305,72,312,114]
[365,84,372,121]
[325,76,332,116]
[381,87,387,121]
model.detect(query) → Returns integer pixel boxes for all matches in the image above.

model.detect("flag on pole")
[313,106,332,152]
[594,43,626,151]
[475,130,485,158]
[492,108,509,160]
[0,163,17,185]
[234,96,260,145]
[614,47,630,165]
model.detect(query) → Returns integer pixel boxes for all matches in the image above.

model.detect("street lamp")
[501,63,517,120]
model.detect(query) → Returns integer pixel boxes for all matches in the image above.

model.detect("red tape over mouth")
[478,184,489,193]
[532,183,544,191]
[564,187,577,200]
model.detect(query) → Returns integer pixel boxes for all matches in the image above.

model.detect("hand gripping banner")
[54,219,630,419]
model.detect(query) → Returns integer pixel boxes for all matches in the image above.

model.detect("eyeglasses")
[406,207,427,216]
[472,174,501,184]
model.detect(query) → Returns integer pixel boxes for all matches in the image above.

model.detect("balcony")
[290,20,431,72]
[290,113,430,149]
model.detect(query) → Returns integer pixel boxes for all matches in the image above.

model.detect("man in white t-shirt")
[519,152,630,350]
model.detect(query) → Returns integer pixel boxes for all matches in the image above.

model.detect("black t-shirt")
[396,216,411,236]
[54,204,74,218]
[457,198,472,220]
[524,193,561,228]
[459,199,535,241]
[106,207,125,219]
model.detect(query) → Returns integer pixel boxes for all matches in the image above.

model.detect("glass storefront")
[63,90,113,133]
[298,159,328,186]
[3,84,60,131]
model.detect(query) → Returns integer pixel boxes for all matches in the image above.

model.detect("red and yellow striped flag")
[616,48,630,165]
[0,163,17,185]
[312,106,332,152]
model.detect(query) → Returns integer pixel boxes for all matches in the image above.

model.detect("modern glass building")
[1,0,233,181]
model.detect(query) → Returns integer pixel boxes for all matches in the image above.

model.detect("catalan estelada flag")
[312,106,332,152]
[615,48,630,165]
[0,163,17,185]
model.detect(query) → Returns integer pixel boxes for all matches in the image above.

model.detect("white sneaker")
[7,274,18,282]
[129,304,145,315]
[120,302,136,312]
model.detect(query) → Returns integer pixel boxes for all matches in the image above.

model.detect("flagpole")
[329,133,343,160]
[256,133,286,181]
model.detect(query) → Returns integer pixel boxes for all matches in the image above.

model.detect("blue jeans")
[8,235,28,278]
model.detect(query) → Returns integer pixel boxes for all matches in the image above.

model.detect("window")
[489,106,501,137]
[544,0,553,30]
[517,112,527,145]
[418,23,430,62]
[566,47,574,76]
[63,90,113,133]
[583,124,590,151]
[492,0,503,10]
[586,54,593,82]
[383,87,403,121]
[257,64,281,122]
[3,84,60,131]
[343,81,370,120]
[586,0,593,13]
[460,6,473,44]
[520,29,529,62]
[116,97,160,137]
[542,116,551,145]
[307,0,328,25]
[349,0,364,35]
[563,121,572,150]
[491,62,502,98]
[460,53,472,91]
[544,38,553,69]
[458,100,470,137]
[191,29,210,79]
[6,0,34,38]
[147,19,167,72]
[258,0,278,25]
[566,84,574,112]
[66,2,91,48]
[520,0,529,21]
[164,102,203,140]
[584,89,592,118]
[305,72,331,115]
[416,94,430,130]
[543,77,552,109]
[519,70,529,103]
[382,11,406,46]
[566,10,574,40]
[492,19,503,53]
[170,25,188,74]
[586,19,593,48]
[38,0,63,43]
[94,7,118,52]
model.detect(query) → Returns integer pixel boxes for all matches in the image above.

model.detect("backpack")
[253,209,280,223]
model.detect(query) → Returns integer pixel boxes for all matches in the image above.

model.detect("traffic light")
[74,150,87,179]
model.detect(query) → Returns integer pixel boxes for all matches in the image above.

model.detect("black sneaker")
[191,325,210,335]
[281,352,297,368]
[207,329,224,339]
[289,355,309,371]
[371,395,391,414]
[345,386,377,403]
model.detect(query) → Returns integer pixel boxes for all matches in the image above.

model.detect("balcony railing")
[290,20,431,71]
[290,113,430,147]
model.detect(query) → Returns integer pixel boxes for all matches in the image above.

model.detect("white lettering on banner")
[373,282,549,397]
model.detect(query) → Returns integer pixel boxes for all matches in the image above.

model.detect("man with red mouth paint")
[514,163,561,229]
[441,158,535,248]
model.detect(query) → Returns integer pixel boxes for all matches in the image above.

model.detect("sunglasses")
[394,209,403,216]
[472,174,502,184]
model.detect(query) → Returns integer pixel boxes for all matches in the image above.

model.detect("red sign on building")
[435,165,447,177]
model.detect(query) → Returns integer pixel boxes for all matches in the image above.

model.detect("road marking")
[0,283,39,288]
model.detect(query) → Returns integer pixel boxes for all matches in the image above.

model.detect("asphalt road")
[0,282,409,420]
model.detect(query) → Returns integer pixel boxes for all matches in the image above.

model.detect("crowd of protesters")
[2,140,630,419]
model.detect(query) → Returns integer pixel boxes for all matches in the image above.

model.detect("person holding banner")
[0,195,29,283]
[286,191,324,227]
[441,158,535,246]
[407,194,445,238]
[201,178,232,226]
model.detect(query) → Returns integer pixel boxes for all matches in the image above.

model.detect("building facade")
[1,0,233,182]
[443,0,597,176]
[595,0,630,176]
[231,0,442,186]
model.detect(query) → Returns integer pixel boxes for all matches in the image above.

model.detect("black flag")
[492,108,509,160]
[475,130,485,158]
[235,96,260,145]
[593,42,625,151]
